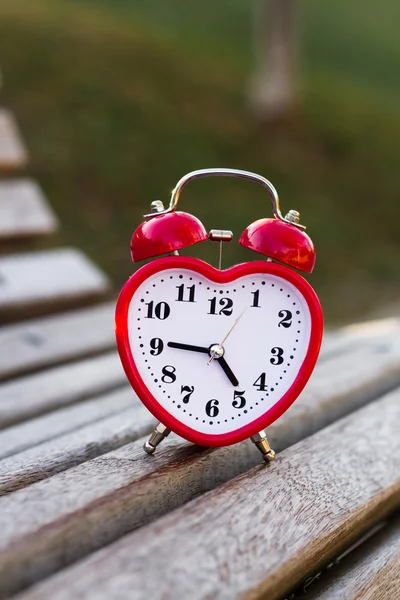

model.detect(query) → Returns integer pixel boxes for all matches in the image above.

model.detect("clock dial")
[116,256,323,445]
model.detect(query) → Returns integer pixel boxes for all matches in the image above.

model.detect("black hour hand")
[218,356,239,387]
[167,342,209,354]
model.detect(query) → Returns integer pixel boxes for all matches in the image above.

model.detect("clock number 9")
[205,399,219,417]
[232,390,246,409]
[149,338,164,356]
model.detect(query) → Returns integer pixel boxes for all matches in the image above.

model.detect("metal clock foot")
[251,431,276,463]
[143,423,171,455]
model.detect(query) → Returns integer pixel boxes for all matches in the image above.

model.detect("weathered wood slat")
[1,334,400,596]
[0,386,135,459]
[0,302,115,381]
[0,179,58,241]
[0,248,109,322]
[0,399,154,495]
[14,392,400,600]
[0,351,125,429]
[305,517,400,599]
[0,110,27,171]
[318,317,400,361]
[0,333,398,495]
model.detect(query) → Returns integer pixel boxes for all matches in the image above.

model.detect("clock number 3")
[270,347,284,365]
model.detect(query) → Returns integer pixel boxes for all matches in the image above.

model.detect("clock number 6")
[205,399,219,417]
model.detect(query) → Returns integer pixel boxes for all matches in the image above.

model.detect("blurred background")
[0,0,399,325]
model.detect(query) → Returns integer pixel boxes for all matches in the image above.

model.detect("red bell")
[239,217,315,273]
[130,210,208,262]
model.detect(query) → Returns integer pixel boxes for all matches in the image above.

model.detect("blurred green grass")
[0,0,399,324]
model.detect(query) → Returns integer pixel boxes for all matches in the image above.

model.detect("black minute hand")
[167,342,210,354]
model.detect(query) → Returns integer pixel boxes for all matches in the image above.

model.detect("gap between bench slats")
[13,390,400,600]
[0,386,136,459]
[1,335,400,595]
[317,317,400,362]
[0,110,27,171]
[0,351,125,429]
[0,248,109,323]
[0,302,115,381]
[303,515,400,600]
[0,179,58,242]
[0,402,154,495]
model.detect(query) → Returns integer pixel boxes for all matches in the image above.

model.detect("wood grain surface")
[0,351,125,429]
[0,179,58,240]
[14,391,400,600]
[0,248,109,322]
[0,400,154,495]
[0,110,27,171]
[318,317,400,361]
[0,302,115,381]
[0,385,135,459]
[304,517,400,600]
[1,334,400,596]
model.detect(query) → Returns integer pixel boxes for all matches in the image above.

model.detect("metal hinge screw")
[285,210,300,224]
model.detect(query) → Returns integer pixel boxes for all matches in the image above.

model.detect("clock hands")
[167,342,209,354]
[167,341,239,386]
[208,308,248,365]
[216,356,239,387]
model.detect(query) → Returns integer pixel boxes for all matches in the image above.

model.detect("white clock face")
[126,265,312,437]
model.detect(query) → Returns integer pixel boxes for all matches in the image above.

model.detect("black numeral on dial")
[278,310,292,328]
[176,284,196,303]
[251,290,260,308]
[149,338,164,356]
[205,399,219,417]
[145,301,170,320]
[232,390,246,409]
[181,385,194,404]
[208,297,233,316]
[270,347,284,365]
[253,373,267,391]
[161,365,176,383]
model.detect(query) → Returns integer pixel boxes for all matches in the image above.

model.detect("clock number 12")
[208,297,233,316]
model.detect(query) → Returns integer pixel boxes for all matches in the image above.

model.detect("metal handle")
[144,168,304,229]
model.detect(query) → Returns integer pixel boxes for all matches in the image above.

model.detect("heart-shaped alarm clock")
[115,168,323,462]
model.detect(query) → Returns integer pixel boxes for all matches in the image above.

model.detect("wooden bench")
[0,97,399,600]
